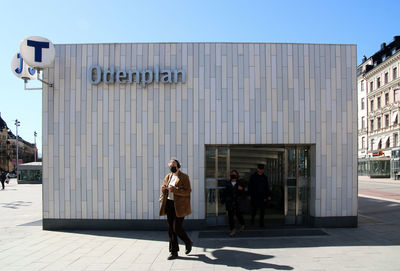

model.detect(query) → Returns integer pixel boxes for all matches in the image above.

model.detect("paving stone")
[1,182,400,270]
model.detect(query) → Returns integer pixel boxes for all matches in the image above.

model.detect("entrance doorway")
[205,145,311,227]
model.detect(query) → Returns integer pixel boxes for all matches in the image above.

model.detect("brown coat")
[159,171,192,218]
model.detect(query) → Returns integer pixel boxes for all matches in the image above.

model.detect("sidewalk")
[0,179,400,270]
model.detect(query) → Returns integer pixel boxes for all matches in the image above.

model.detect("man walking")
[248,164,271,227]
[160,159,193,260]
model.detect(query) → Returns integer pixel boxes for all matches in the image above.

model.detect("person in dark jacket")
[0,170,6,190]
[222,170,245,236]
[248,164,271,227]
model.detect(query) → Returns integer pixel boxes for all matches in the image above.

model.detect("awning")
[392,111,398,123]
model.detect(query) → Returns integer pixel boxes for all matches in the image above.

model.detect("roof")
[0,115,7,131]
[18,162,42,170]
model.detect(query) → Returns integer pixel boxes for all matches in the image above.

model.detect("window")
[385,114,389,127]
[361,80,365,91]
[370,119,374,130]
[362,137,365,149]
[377,77,381,88]
[370,81,374,92]
[386,138,390,149]
[385,93,389,105]
[378,140,382,150]
[385,72,389,84]
[394,67,398,80]
[377,117,381,129]
[377,97,381,109]
[362,116,365,129]
[395,89,399,102]
[371,139,374,150]
[395,134,399,147]
[371,99,374,110]
[361,98,365,110]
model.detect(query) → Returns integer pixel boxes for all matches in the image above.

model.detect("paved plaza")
[0,177,400,270]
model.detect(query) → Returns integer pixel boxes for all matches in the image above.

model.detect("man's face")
[257,168,264,175]
[169,160,178,169]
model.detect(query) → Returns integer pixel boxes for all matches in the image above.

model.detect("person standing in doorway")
[159,159,193,260]
[248,164,271,227]
[222,169,245,236]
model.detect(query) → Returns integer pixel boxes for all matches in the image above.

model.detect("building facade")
[42,42,357,230]
[357,36,400,177]
[0,114,37,172]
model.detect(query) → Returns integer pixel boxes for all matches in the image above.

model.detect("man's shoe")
[167,252,178,260]
[185,242,193,255]
[229,228,237,237]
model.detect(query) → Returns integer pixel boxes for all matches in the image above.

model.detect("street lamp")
[34,131,37,162]
[15,119,20,172]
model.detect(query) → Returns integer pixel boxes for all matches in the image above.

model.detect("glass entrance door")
[205,145,287,226]
[205,145,311,227]
[284,147,310,225]
[205,147,229,225]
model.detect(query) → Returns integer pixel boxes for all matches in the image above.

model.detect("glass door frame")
[205,146,230,226]
[284,145,311,225]
[205,144,311,226]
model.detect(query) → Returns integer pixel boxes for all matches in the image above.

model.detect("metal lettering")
[88,66,185,87]
[88,65,101,84]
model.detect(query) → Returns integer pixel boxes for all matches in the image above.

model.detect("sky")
[1,0,399,157]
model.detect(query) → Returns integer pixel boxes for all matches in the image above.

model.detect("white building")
[357,36,400,177]
[42,42,358,229]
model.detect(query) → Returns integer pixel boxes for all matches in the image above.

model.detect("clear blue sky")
[1,0,399,156]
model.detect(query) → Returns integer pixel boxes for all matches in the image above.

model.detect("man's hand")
[238,185,243,191]
[161,185,167,192]
[167,186,177,193]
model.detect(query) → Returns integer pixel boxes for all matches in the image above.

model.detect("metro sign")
[11,52,37,80]
[19,36,55,69]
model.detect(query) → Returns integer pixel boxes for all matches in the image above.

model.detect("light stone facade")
[42,42,357,228]
[358,47,400,159]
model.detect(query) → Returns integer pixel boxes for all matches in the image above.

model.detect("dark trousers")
[251,198,265,226]
[0,180,4,189]
[227,208,244,230]
[166,199,191,253]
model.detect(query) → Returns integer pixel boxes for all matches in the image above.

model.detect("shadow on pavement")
[181,249,293,270]
[36,197,400,249]
[1,201,32,209]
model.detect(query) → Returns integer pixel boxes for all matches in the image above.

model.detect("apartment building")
[357,36,400,177]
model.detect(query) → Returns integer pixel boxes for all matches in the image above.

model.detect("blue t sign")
[27,40,50,62]
[19,36,55,68]
[15,53,36,76]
